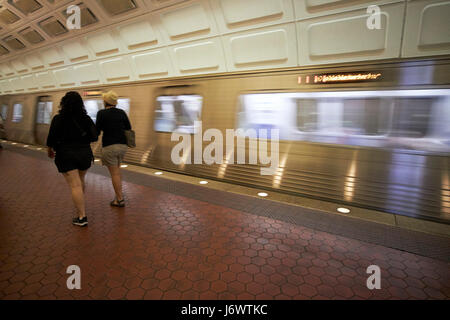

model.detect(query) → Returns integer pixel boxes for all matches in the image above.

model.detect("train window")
[84,98,130,122]
[84,100,102,122]
[296,99,318,132]
[12,103,23,123]
[342,99,391,135]
[237,90,450,152]
[154,95,202,134]
[236,94,295,140]
[390,98,433,138]
[295,97,392,136]
[36,99,53,124]
[117,98,130,115]
[1,104,7,120]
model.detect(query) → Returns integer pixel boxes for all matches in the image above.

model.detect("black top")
[47,114,97,150]
[96,108,131,148]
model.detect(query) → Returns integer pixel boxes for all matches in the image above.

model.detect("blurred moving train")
[1,58,449,223]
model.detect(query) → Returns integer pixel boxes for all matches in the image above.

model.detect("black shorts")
[54,145,93,173]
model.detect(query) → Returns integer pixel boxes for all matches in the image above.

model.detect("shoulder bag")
[124,129,136,148]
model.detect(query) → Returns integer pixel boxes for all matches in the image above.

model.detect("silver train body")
[1,58,449,223]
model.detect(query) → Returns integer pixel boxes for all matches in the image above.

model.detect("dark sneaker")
[72,217,88,227]
[110,199,125,207]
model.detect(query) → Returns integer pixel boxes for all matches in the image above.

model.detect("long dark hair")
[59,91,87,118]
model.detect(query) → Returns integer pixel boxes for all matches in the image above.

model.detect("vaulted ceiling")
[0,0,448,95]
[0,0,187,58]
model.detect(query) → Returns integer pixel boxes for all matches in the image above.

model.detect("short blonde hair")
[102,90,118,106]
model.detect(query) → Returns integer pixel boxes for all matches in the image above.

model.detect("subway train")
[1,57,449,223]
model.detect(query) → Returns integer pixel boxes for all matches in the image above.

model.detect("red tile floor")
[0,148,449,300]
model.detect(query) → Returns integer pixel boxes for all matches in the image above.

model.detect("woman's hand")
[47,147,55,159]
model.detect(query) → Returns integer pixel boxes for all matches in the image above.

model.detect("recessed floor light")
[11,142,16,145]
[337,207,350,214]
[155,172,163,175]
[258,192,268,197]
[23,145,29,147]
[120,164,128,168]
[199,181,208,185]
[94,159,100,162]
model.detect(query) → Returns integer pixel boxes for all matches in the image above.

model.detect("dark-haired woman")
[47,91,98,227]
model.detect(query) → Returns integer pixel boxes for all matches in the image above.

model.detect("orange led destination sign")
[298,72,382,84]
[82,90,103,97]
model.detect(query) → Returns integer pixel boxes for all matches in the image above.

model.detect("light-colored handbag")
[124,129,136,148]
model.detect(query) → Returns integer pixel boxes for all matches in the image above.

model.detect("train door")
[0,96,13,140]
[152,85,203,170]
[1,103,8,122]
[34,96,53,145]
[0,103,7,141]
[1,103,8,138]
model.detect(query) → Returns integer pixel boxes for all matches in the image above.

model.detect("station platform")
[0,142,449,300]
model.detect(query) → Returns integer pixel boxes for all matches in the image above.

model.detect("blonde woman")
[95,91,132,207]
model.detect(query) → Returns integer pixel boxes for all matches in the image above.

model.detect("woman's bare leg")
[107,165,123,202]
[78,170,87,193]
[63,170,86,219]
